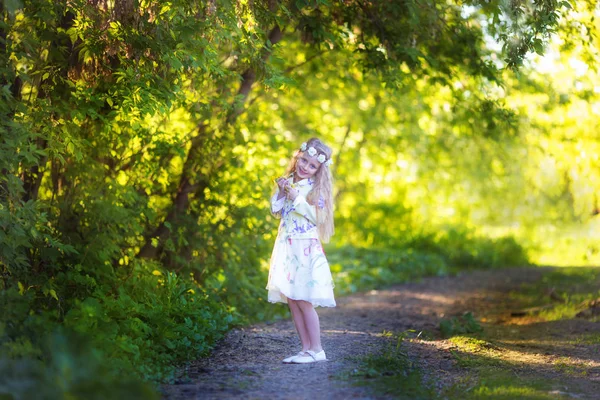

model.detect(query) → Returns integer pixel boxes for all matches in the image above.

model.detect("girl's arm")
[270,177,290,218]
[270,187,285,218]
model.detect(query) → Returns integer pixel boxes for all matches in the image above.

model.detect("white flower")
[300,142,307,151]
[307,146,317,157]
[325,159,333,166]
[317,154,326,163]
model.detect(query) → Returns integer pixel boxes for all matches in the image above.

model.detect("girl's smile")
[295,154,320,181]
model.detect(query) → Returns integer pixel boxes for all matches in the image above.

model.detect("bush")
[327,225,529,295]
[1,259,235,397]
[328,246,449,294]
[420,228,530,269]
[0,330,158,400]
[62,262,234,381]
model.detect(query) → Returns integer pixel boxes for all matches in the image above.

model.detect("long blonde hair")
[284,137,335,243]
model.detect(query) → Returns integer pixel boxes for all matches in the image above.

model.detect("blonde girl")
[266,137,336,364]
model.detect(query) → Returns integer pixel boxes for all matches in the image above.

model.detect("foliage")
[414,228,531,270]
[0,0,598,395]
[62,264,234,381]
[329,246,448,294]
[439,312,483,339]
[0,330,158,400]
[328,225,530,296]
[1,260,234,385]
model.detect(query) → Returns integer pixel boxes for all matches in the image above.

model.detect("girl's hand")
[276,177,288,191]
[286,186,299,201]
[275,177,288,200]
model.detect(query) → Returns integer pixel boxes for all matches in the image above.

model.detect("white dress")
[266,175,336,308]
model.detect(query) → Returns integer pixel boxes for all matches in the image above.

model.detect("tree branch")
[226,25,284,125]
[284,51,324,74]
[138,23,285,262]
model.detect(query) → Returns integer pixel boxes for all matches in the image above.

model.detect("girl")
[266,137,336,364]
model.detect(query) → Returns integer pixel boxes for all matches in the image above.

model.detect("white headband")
[300,142,333,166]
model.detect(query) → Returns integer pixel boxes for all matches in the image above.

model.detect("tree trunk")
[0,4,23,202]
[138,24,284,261]
[21,9,77,203]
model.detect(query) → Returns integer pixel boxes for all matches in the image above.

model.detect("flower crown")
[300,142,333,166]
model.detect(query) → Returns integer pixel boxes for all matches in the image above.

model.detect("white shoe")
[291,350,327,364]
[282,351,305,363]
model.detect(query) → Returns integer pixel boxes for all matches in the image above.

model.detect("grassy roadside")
[336,331,437,400]
[442,336,577,399]
[340,267,600,399]
[508,267,600,322]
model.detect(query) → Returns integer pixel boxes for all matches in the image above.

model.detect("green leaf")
[3,0,23,16]
[561,1,572,10]
[532,39,544,55]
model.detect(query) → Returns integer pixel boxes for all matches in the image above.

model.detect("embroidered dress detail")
[267,175,336,308]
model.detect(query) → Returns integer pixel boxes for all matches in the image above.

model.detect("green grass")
[448,336,496,352]
[338,331,436,399]
[552,357,590,377]
[339,331,577,399]
[572,333,600,345]
[447,336,504,369]
[438,267,600,398]
[334,267,600,399]
[445,363,575,399]
[509,267,600,321]
[439,312,483,338]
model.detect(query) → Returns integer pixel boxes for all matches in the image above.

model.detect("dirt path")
[161,267,600,399]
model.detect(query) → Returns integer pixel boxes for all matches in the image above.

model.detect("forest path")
[161,267,600,399]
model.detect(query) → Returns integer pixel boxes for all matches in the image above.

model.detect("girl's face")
[295,152,321,180]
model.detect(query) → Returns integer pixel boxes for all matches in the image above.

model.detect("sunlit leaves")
[1,0,598,393]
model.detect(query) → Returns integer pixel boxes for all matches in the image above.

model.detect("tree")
[1,0,595,385]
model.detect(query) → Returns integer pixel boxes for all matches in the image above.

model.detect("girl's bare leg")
[287,298,311,351]
[296,300,322,352]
